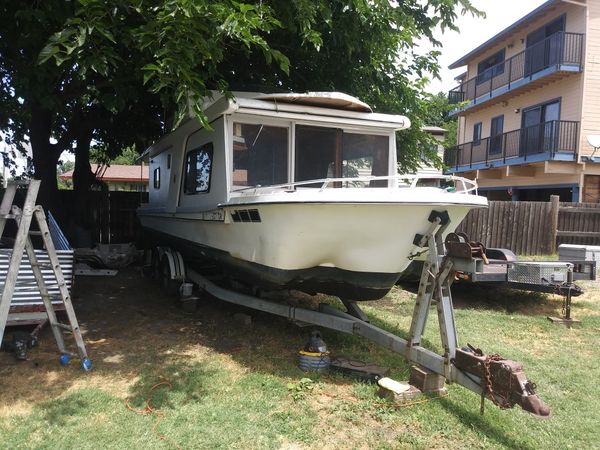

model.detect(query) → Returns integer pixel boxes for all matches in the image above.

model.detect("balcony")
[448,32,584,113]
[444,120,579,172]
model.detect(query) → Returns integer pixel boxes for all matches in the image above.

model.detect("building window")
[232,123,288,189]
[489,115,504,155]
[167,154,171,169]
[477,50,505,84]
[184,143,213,194]
[473,122,482,145]
[153,167,160,189]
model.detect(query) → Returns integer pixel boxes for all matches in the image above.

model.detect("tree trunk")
[29,103,60,212]
[71,129,99,247]
[73,130,95,193]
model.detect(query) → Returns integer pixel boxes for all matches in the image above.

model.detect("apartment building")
[445,0,600,202]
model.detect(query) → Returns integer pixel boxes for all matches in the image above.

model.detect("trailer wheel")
[160,259,180,298]
[151,249,162,280]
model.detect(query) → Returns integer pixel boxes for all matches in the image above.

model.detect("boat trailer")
[157,210,551,417]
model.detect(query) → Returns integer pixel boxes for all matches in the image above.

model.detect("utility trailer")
[440,233,596,325]
[148,210,551,417]
[452,246,596,291]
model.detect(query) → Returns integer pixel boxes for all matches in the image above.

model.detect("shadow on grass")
[41,394,90,426]
[437,398,536,450]
[0,266,542,448]
[450,284,562,317]
[400,280,562,317]
[125,363,215,411]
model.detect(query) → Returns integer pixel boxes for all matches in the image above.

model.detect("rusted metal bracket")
[453,347,551,417]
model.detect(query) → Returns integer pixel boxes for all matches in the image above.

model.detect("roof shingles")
[60,164,148,182]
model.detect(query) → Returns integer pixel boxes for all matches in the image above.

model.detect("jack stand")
[407,210,550,417]
[547,268,581,327]
[341,299,370,323]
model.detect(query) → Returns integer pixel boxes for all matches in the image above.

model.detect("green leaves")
[3,0,482,189]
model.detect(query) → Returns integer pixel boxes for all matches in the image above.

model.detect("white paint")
[138,92,488,282]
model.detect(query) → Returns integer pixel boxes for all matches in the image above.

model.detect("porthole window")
[184,143,213,194]
[153,167,160,189]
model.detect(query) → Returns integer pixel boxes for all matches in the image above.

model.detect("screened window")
[184,143,213,194]
[295,125,389,187]
[232,123,288,188]
[153,167,160,189]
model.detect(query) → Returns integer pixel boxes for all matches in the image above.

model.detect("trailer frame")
[151,209,550,416]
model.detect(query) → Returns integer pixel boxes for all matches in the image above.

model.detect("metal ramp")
[0,181,91,370]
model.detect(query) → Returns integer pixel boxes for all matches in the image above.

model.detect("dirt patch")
[0,267,260,417]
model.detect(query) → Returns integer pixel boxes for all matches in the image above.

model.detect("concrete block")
[409,365,446,393]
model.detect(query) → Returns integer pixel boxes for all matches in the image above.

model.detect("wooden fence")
[456,196,600,255]
[557,202,600,246]
[0,189,147,247]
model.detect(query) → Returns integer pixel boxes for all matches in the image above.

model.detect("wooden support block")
[181,297,198,313]
[378,384,424,403]
[233,312,252,326]
[547,316,581,327]
[409,366,446,393]
[330,357,389,382]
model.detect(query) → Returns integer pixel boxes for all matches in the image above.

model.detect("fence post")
[550,195,560,254]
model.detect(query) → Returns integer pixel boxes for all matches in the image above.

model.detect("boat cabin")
[145,92,411,213]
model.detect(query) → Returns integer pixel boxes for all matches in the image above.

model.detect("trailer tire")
[151,249,162,281]
[160,259,180,298]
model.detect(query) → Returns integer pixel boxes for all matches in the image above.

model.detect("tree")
[91,146,140,166]
[1,0,481,210]
[57,159,74,190]
[421,91,458,149]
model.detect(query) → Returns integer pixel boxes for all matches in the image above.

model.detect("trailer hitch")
[453,346,551,417]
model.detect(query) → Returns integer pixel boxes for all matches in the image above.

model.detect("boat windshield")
[231,122,390,189]
[295,125,389,187]
[232,123,288,189]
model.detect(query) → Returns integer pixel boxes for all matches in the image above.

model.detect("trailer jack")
[182,209,551,418]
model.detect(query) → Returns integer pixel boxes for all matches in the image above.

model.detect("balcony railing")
[444,120,579,170]
[448,32,584,106]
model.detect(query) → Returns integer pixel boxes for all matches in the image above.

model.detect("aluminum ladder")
[0,180,91,370]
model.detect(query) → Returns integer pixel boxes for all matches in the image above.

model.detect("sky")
[424,0,549,94]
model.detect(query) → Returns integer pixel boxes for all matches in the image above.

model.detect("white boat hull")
[139,191,485,299]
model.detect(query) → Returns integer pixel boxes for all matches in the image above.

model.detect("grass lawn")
[1,266,599,449]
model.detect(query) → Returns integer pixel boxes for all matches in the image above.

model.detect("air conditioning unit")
[507,262,572,285]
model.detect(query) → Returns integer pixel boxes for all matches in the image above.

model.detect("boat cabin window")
[232,123,288,188]
[295,125,389,186]
[184,143,213,194]
[153,167,160,189]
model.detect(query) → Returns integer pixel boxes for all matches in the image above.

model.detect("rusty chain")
[481,354,513,410]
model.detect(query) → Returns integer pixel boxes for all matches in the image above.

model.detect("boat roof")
[254,92,372,112]
[217,92,408,127]
[140,91,410,160]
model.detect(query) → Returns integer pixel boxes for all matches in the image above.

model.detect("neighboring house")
[445,0,600,202]
[416,126,447,177]
[60,164,148,192]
